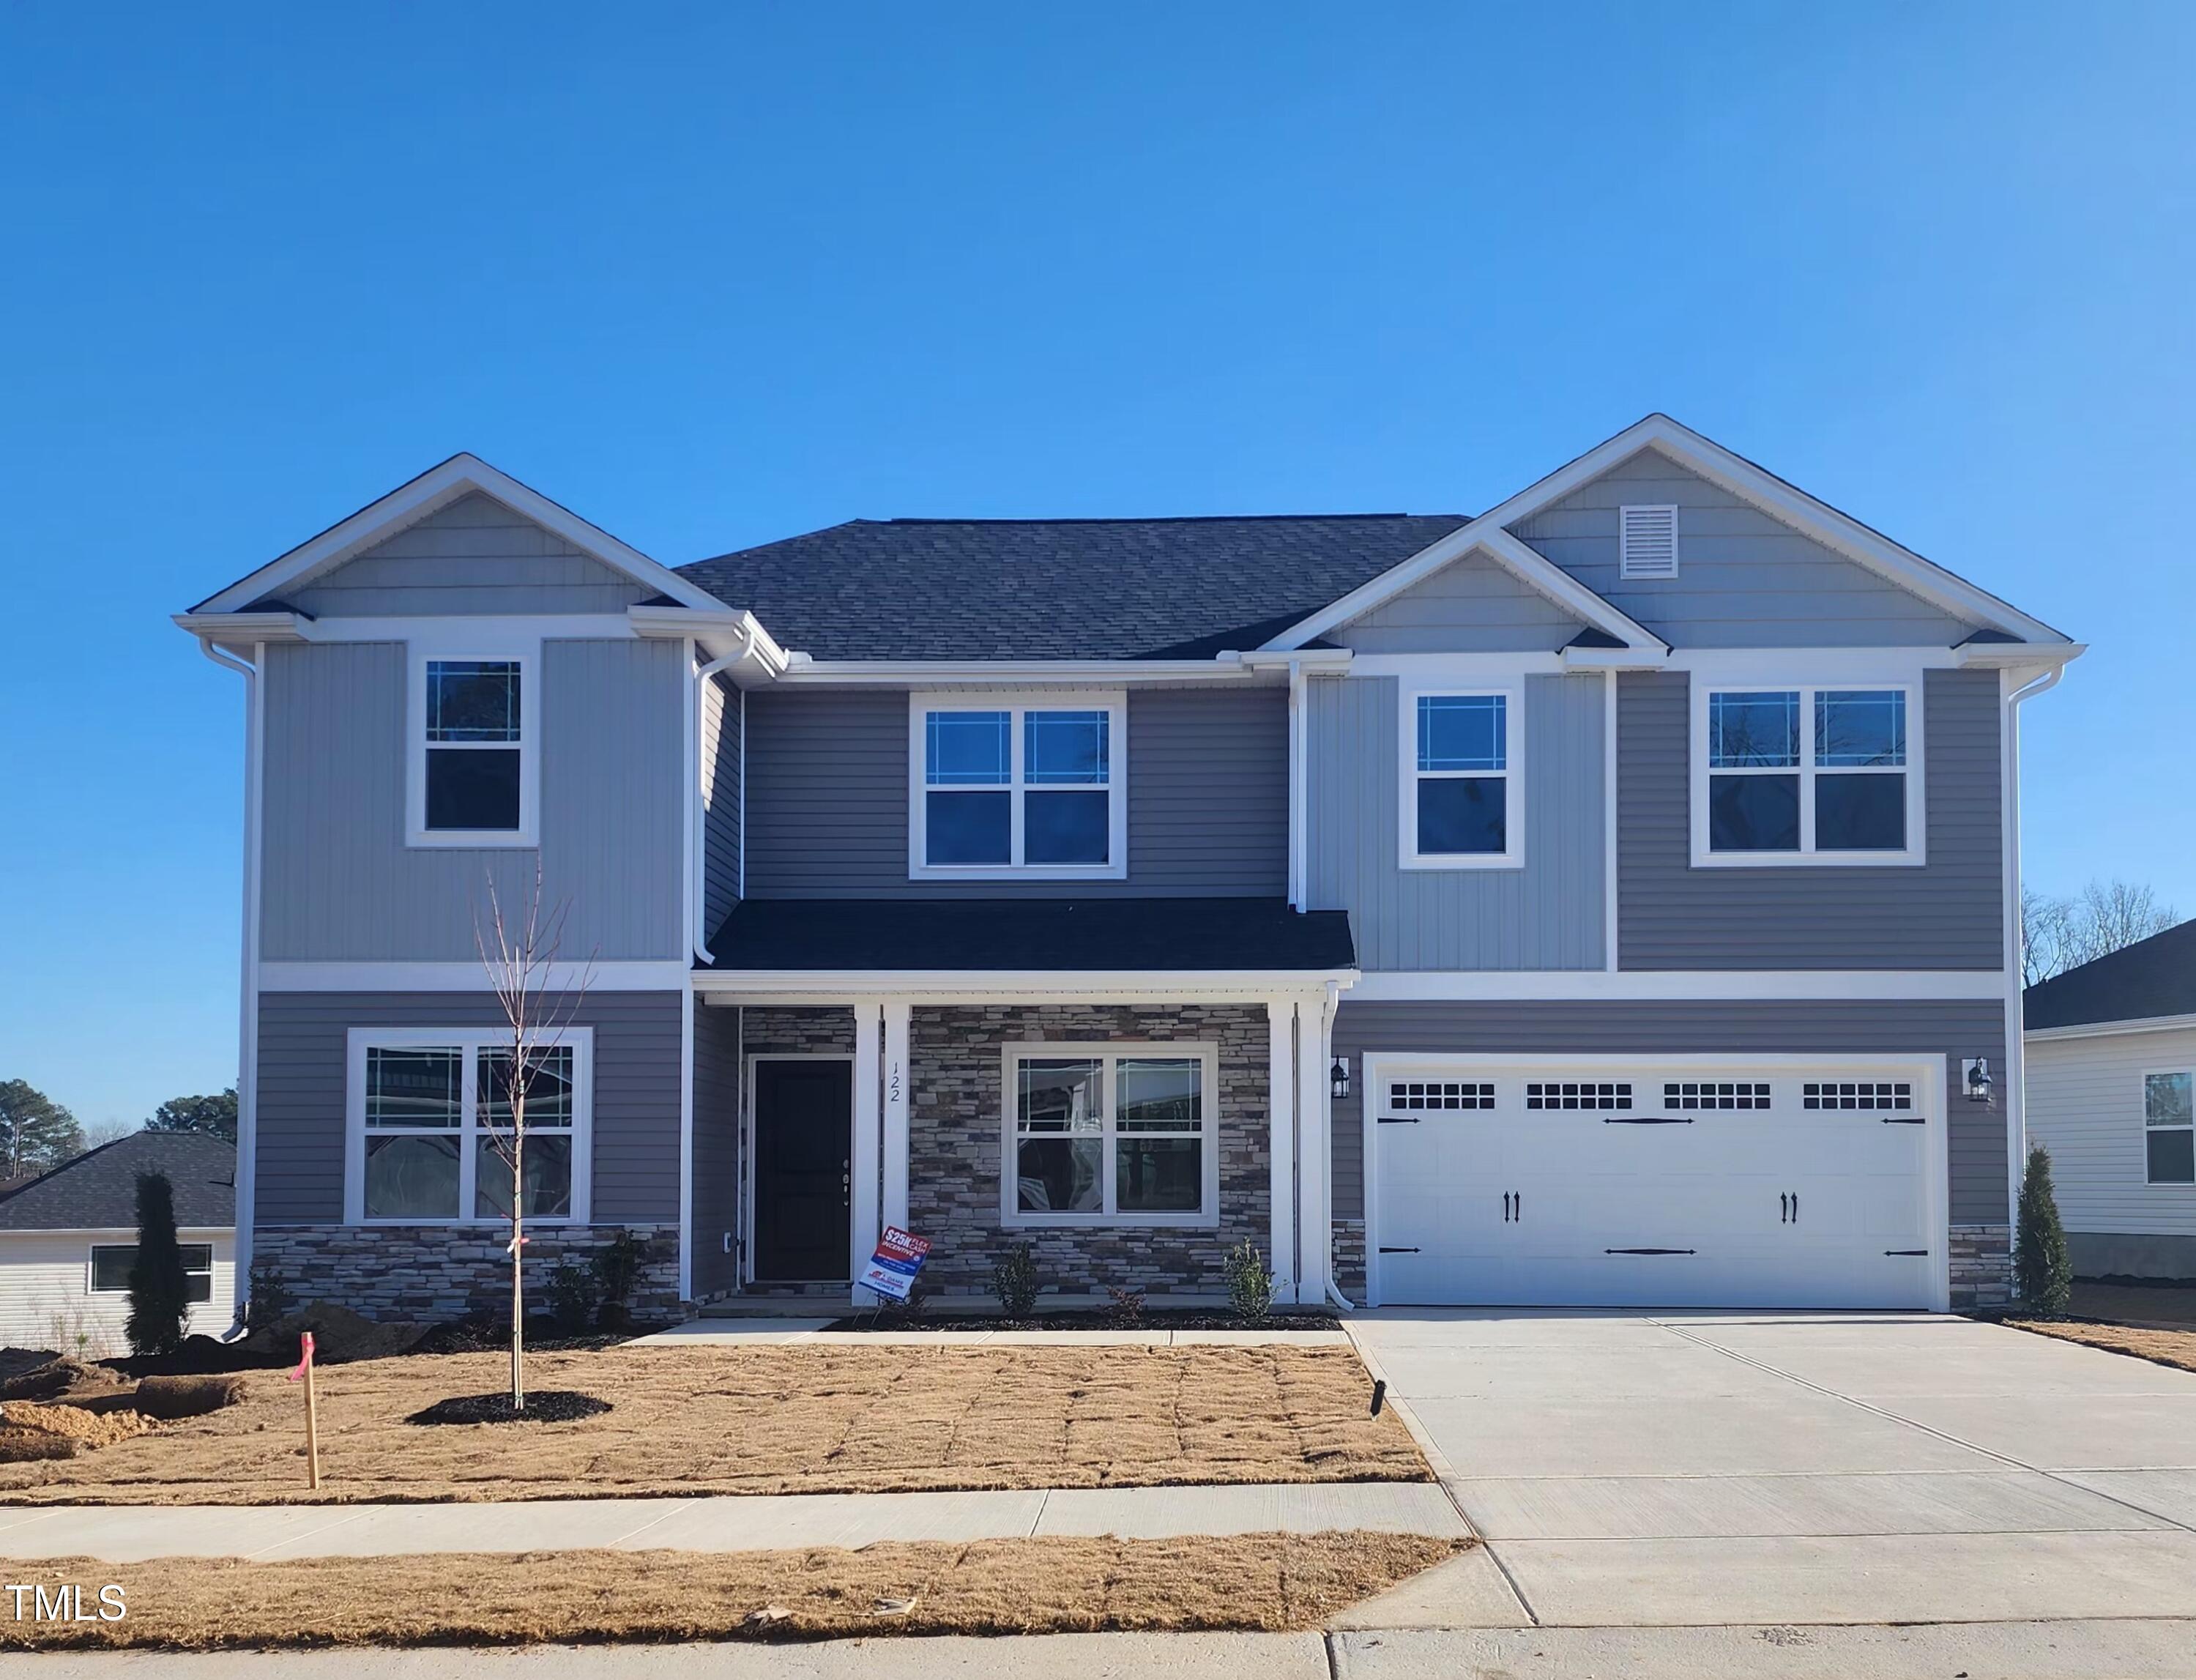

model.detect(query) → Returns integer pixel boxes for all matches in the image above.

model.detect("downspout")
[1287,661,1306,910]
[198,639,261,1331]
[1320,978,1357,1312]
[691,623,758,964]
[2001,663,2066,1245]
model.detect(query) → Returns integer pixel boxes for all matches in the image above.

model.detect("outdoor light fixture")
[1330,1057,1350,1100]
[1964,1058,1994,1104]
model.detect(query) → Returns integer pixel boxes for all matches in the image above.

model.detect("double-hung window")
[1696,682,1921,863]
[408,647,537,846]
[346,1029,592,1224]
[2145,1071,2195,1186]
[89,1244,215,1304]
[1004,1045,1218,1227]
[910,693,1125,877]
[1401,687,1522,868]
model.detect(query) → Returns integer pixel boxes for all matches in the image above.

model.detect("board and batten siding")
[1329,999,2009,1227]
[691,1003,742,1299]
[0,1231,234,1357]
[1617,668,2003,970]
[283,492,655,617]
[701,673,742,937]
[1306,672,1604,971]
[253,992,684,1226]
[1330,549,1587,653]
[2026,1027,2196,1241]
[260,638,685,962]
[1510,449,1978,647]
[742,685,1288,897]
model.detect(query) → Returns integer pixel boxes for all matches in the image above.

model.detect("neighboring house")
[0,1133,237,1354]
[174,415,2077,1318]
[2024,921,2196,1280]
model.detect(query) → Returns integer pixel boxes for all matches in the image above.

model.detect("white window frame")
[907,690,1128,880]
[1398,681,1525,871]
[406,639,541,848]
[2142,1068,2195,1187]
[1689,677,1925,868]
[88,1241,215,1301]
[343,1026,594,1225]
[1000,1041,1221,1229]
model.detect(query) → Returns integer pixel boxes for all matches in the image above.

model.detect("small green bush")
[242,1260,296,1334]
[2014,1143,2074,1316]
[592,1229,649,1331]
[126,1172,190,1358]
[1103,1283,1146,1329]
[1222,1238,1276,1324]
[992,1243,1041,1319]
[546,1259,600,1336]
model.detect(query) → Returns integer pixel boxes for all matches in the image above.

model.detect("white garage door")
[1369,1062,1938,1309]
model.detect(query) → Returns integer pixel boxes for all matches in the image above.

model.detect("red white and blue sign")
[857,1226,931,1301]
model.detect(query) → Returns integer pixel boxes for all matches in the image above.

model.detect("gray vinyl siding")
[1510,449,1979,647]
[1306,673,1604,970]
[254,991,684,1226]
[1329,999,2009,1225]
[1618,668,2003,970]
[701,673,742,937]
[1331,548,1586,653]
[284,492,653,617]
[260,638,685,961]
[691,1003,742,1298]
[742,685,1288,898]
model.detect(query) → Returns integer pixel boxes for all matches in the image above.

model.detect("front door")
[752,1058,853,1283]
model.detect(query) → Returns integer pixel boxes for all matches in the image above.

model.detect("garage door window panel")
[2145,1071,2195,1186]
[1007,1047,1216,1227]
[1698,683,1919,864]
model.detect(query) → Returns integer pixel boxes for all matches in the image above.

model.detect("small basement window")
[90,1244,214,1303]
[2145,1071,2195,1185]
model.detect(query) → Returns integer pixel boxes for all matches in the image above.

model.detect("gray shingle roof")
[0,1132,235,1232]
[2025,919,2196,1031]
[675,515,1469,661]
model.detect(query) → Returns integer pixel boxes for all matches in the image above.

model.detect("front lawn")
[0,1342,1425,1505]
[2009,1317,2196,1376]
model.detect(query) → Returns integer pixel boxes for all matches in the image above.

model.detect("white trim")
[1266,999,1298,1301]
[1296,995,1334,1302]
[882,1001,912,1234]
[2141,1066,2196,1187]
[405,642,540,850]
[677,986,695,1303]
[2003,661,2065,1223]
[740,1051,855,1287]
[695,969,1359,1001]
[1267,416,2069,651]
[1000,1041,1221,1230]
[2026,1012,2196,1044]
[1347,969,2009,1002]
[192,453,729,617]
[1398,680,1525,871]
[1348,651,1566,679]
[1358,1049,1951,1312]
[1602,669,1619,972]
[172,611,306,643]
[1689,678,1926,869]
[260,961,688,992]
[302,614,637,644]
[907,691,1128,881]
[628,605,788,672]
[342,1027,595,1227]
[783,658,1268,685]
[851,1005,883,1292]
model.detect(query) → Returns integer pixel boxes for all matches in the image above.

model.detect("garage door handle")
[1781,1192,1799,1224]
[1880,1117,1925,1125]
[1607,1247,1696,1256]
[1379,1246,1420,1254]
[1885,1248,1929,1256]
[1605,1116,1692,1124]
[1376,1115,1419,1124]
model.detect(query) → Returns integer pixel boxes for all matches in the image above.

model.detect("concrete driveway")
[1343,1310,2196,1628]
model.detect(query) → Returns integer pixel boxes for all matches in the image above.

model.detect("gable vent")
[1619,505,1679,579]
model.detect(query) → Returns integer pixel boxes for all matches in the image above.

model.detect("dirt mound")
[231,1304,429,1367]
[0,1356,129,1405]
[131,1375,247,1420]
[1,1400,155,1449]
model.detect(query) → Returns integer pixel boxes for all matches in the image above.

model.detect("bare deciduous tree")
[475,866,595,1410]
[2023,878,2178,987]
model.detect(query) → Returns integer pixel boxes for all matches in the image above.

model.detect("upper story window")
[407,647,538,847]
[1400,685,1523,870]
[909,692,1126,879]
[1692,681,1921,866]
[2145,1071,2194,1186]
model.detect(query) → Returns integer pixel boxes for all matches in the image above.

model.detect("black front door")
[753,1058,852,1282]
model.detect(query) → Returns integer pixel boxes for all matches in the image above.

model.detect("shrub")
[546,1260,600,1336]
[2014,1143,2074,1316]
[1103,1283,1146,1329]
[125,1172,190,1358]
[1222,1238,1276,1324]
[992,1243,1041,1320]
[242,1260,296,1334]
[592,1230,649,1331]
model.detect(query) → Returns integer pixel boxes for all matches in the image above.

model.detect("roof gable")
[1328,543,1588,653]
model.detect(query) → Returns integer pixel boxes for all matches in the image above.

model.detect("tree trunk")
[510,1126,525,1411]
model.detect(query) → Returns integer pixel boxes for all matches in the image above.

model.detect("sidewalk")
[0,1481,1464,1564]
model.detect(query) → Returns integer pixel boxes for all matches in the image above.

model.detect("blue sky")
[1,4,2189,1129]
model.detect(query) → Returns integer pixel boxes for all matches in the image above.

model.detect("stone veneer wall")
[1949,1222,2011,1312]
[252,1224,680,1323]
[1331,1218,1366,1304]
[907,1004,1269,1297]
[740,1007,855,1057]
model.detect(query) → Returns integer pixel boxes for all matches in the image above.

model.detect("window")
[1665,1082,1771,1112]
[1003,1045,1218,1227]
[910,693,1125,877]
[1619,505,1679,579]
[1402,687,1522,869]
[89,1244,214,1303]
[346,1029,592,1224]
[1803,1080,1913,1112]
[2145,1071,2195,1186]
[1696,681,1920,864]
[1387,1081,1495,1112]
[1525,1081,1633,1111]
[407,647,537,846]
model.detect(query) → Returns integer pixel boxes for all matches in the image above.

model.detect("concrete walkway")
[1347,1309,2196,1628]
[0,1481,1464,1564]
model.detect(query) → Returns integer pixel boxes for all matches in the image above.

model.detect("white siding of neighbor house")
[2026,1026,2196,1237]
[0,1230,235,1358]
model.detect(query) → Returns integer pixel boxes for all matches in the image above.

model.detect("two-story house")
[176,416,2077,1321]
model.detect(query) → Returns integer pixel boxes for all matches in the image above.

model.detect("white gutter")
[2001,660,2069,1243]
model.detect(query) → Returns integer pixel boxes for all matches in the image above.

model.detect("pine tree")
[2013,1144,2074,1317]
[0,1079,84,1177]
[126,1172,191,1358]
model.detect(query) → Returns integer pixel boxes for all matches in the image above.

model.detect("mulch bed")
[825,1309,1343,1332]
[406,1391,611,1425]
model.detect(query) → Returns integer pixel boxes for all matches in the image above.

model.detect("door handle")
[1780,1192,1790,1224]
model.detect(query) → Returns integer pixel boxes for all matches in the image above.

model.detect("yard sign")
[857,1226,931,1301]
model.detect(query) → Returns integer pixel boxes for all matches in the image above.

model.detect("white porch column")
[850,1001,883,1296]
[882,1000,912,1234]
[1266,998,1298,1304]
[1294,995,1333,1304]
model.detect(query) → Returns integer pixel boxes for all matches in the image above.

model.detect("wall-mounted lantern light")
[1330,1057,1350,1101]
[1963,1057,1994,1105]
